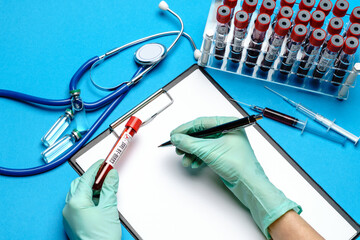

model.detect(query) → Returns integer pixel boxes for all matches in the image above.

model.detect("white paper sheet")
[76,69,357,240]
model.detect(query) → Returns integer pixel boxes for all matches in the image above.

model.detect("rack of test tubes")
[198,0,360,100]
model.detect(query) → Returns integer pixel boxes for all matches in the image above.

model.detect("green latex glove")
[170,116,302,239]
[62,160,122,240]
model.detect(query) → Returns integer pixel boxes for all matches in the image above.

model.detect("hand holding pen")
[159,114,262,147]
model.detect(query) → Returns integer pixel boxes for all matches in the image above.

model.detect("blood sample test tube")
[344,7,360,37]
[350,7,360,24]
[313,35,344,79]
[280,0,296,8]
[338,63,360,99]
[93,116,142,194]
[299,0,315,12]
[288,10,311,37]
[332,37,359,85]
[322,17,344,50]
[280,24,307,74]
[259,0,276,16]
[332,0,349,18]
[303,10,326,46]
[297,28,326,77]
[271,6,293,29]
[346,23,360,39]
[230,11,249,63]
[242,0,258,21]
[223,0,238,19]
[316,0,333,16]
[245,13,271,67]
[214,5,231,60]
[261,18,291,71]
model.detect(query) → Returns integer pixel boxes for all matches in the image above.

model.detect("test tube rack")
[198,0,360,100]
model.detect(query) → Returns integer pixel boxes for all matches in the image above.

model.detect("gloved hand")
[62,160,122,240]
[170,116,301,239]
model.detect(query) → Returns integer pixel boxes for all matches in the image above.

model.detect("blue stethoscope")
[0,1,199,176]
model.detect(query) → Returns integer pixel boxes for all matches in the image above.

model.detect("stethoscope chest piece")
[134,43,167,65]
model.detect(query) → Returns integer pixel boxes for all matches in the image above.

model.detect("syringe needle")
[264,86,298,107]
[231,99,252,107]
[264,86,289,100]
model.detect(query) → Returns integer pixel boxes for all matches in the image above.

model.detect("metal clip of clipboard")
[110,89,174,136]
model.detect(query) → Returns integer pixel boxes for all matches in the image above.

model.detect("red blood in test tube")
[299,0,315,11]
[327,17,344,36]
[310,10,326,29]
[234,10,249,29]
[217,5,231,24]
[343,37,359,55]
[332,0,349,18]
[224,0,238,9]
[242,0,258,14]
[309,28,326,47]
[291,24,307,42]
[327,35,344,53]
[277,6,293,20]
[275,18,291,36]
[280,0,296,8]
[255,13,271,31]
[316,0,333,16]
[295,10,311,26]
[347,23,360,39]
[350,7,360,24]
[260,0,276,15]
[92,116,142,192]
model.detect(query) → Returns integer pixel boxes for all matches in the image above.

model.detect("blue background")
[0,0,359,239]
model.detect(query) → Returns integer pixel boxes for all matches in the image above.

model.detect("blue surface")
[0,0,359,239]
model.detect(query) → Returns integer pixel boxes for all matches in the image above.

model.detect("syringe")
[265,86,360,145]
[237,101,346,144]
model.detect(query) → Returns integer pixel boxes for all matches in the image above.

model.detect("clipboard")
[69,64,360,240]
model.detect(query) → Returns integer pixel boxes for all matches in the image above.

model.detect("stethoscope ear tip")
[194,49,201,61]
[159,1,169,11]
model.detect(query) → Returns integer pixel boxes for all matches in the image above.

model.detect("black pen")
[158,114,263,147]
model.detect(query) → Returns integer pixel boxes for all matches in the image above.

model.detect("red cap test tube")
[350,7,360,24]
[242,0,258,16]
[332,0,349,18]
[230,10,249,62]
[280,0,296,8]
[277,6,294,20]
[295,10,311,26]
[260,0,276,16]
[316,0,333,16]
[299,0,315,12]
[347,23,360,39]
[93,116,142,193]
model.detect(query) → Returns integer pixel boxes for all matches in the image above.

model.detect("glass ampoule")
[41,109,74,147]
[41,129,82,163]
[70,89,89,132]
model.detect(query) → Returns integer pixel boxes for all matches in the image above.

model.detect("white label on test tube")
[106,132,133,167]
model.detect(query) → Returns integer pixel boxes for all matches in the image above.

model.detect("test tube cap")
[299,0,315,11]
[275,18,291,36]
[316,0,333,16]
[280,0,295,8]
[259,0,276,16]
[291,24,307,42]
[126,116,142,132]
[242,0,258,14]
[347,23,360,39]
[65,108,75,119]
[350,7,360,24]
[327,34,345,53]
[255,13,271,31]
[327,17,344,36]
[332,0,349,18]
[216,5,231,24]
[295,10,311,26]
[309,28,326,47]
[224,0,238,8]
[234,10,249,29]
[277,6,293,20]
[343,37,359,55]
[310,10,326,28]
